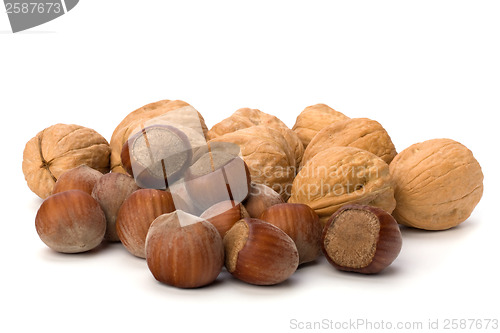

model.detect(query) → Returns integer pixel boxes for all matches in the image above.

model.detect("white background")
[1,1,499,332]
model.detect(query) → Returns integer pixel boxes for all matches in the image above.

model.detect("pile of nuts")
[22,100,484,288]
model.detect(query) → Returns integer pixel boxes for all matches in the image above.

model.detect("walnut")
[208,126,295,201]
[110,100,209,174]
[301,118,397,167]
[289,146,396,226]
[208,108,304,167]
[390,138,483,230]
[292,104,349,148]
[22,124,110,199]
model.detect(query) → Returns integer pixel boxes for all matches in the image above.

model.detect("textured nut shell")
[301,118,397,167]
[145,211,224,288]
[91,172,140,241]
[223,218,299,285]
[208,108,304,167]
[110,100,208,173]
[292,104,349,148]
[116,189,176,258]
[22,124,111,199]
[209,126,296,201]
[289,146,396,225]
[243,183,284,218]
[259,203,322,265]
[53,165,103,195]
[322,204,402,274]
[390,138,483,230]
[35,190,106,253]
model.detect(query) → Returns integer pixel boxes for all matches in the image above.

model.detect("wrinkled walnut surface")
[110,100,208,174]
[289,146,396,225]
[208,108,304,167]
[292,104,349,148]
[390,138,483,230]
[209,126,296,201]
[22,124,110,199]
[301,118,397,167]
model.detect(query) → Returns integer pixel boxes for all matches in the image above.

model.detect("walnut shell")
[292,104,349,148]
[22,124,110,199]
[390,138,483,230]
[301,118,397,167]
[209,126,295,201]
[110,100,209,174]
[289,146,396,225]
[208,108,304,167]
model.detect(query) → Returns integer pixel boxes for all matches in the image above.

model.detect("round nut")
[145,211,224,288]
[91,172,140,241]
[301,118,397,167]
[121,124,193,189]
[243,183,284,218]
[292,104,349,148]
[322,204,402,274]
[184,149,251,212]
[53,165,103,195]
[208,108,304,167]
[200,200,250,237]
[209,126,296,201]
[116,189,176,258]
[22,123,110,199]
[35,190,106,253]
[289,146,396,226]
[390,138,483,230]
[260,203,322,265]
[110,100,208,174]
[223,218,299,285]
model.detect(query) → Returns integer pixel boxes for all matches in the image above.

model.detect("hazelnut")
[390,138,483,230]
[121,124,193,189]
[243,183,284,218]
[259,203,322,265]
[35,190,106,253]
[116,189,176,258]
[223,218,299,285]
[145,211,224,288]
[200,200,250,237]
[322,204,402,274]
[184,147,251,212]
[52,165,103,195]
[91,172,140,241]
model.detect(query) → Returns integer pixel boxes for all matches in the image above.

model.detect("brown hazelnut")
[121,124,193,189]
[145,211,224,288]
[91,172,140,241]
[184,148,251,212]
[259,203,322,265]
[116,189,176,258]
[52,165,103,195]
[35,190,106,253]
[243,183,284,218]
[322,204,402,274]
[200,200,250,237]
[223,218,299,285]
